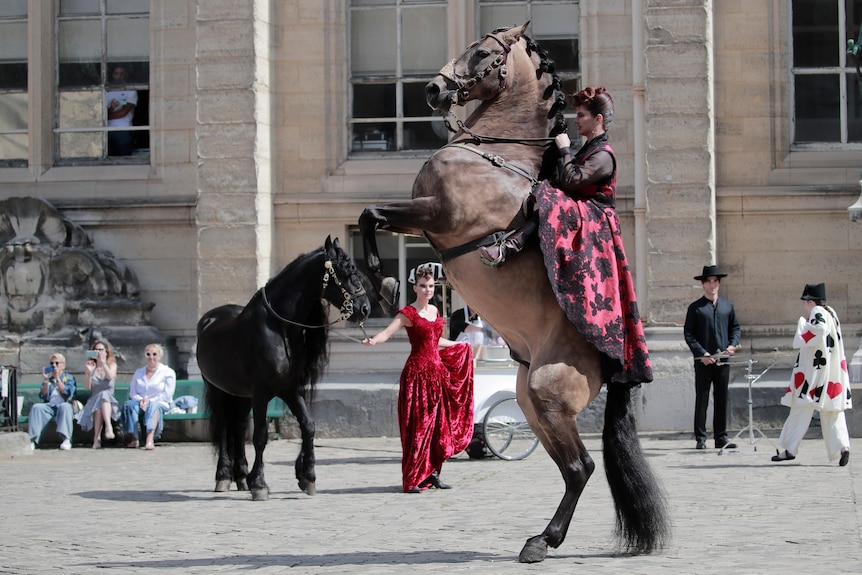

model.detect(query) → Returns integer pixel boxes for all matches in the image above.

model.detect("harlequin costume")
[397,305,474,492]
[532,133,652,386]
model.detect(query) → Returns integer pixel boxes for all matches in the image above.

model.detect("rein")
[444,111,555,146]
[260,258,366,331]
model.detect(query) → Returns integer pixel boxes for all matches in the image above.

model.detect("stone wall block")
[197,124,257,159]
[646,44,710,78]
[198,157,258,192]
[647,114,711,149]
[197,57,256,91]
[196,0,254,22]
[197,90,256,124]
[646,149,713,184]
[198,225,259,259]
[645,77,710,114]
[196,193,260,228]
[646,6,709,45]
[196,21,255,58]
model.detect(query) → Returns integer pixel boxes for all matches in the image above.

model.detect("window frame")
[54,1,151,165]
[790,0,862,149]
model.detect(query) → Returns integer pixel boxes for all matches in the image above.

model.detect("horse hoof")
[214,480,231,493]
[251,487,269,501]
[379,277,399,314]
[236,478,249,491]
[298,479,317,496]
[519,535,548,563]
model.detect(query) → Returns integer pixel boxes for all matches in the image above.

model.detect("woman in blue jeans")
[123,343,176,450]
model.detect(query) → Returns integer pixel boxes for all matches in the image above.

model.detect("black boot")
[479,218,538,267]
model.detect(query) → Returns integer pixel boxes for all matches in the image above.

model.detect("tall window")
[792,0,862,144]
[349,0,449,155]
[57,0,150,163]
[0,1,28,166]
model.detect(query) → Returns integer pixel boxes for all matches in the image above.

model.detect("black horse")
[197,236,371,501]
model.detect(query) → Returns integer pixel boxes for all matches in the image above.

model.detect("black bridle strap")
[445,142,540,185]
[260,258,366,330]
[445,112,556,146]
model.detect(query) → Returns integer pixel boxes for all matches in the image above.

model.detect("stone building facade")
[1,1,860,432]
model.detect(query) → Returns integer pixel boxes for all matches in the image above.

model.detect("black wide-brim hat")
[694,265,727,281]
[801,283,826,301]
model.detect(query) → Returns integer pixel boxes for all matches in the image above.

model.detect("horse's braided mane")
[275,246,331,403]
[519,32,567,179]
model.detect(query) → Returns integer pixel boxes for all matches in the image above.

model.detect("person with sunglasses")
[27,353,77,450]
[75,340,120,448]
[122,343,176,450]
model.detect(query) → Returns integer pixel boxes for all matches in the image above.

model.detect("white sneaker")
[59,439,72,450]
[29,441,35,452]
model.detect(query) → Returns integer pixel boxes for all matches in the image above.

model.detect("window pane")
[353,83,395,118]
[60,0,101,15]
[352,122,395,151]
[107,17,150,61]
[0,93,27,130]
[540,38,579,73]
[792,0,838,68]
[0,1,26,18]
[59,131,102,159]
[532,3,579,38]
[848,73,862,142]
[403,6,447,75]
[404,82,431,117]
[0,21,27,90]
[352,8,397,75]
[794,74,840,141]
[480,5,529,33]
[0,134,27,160]
[59,20,102,87]
[403,119,448,150]
[59,90,102,129]
[107,0,150,14]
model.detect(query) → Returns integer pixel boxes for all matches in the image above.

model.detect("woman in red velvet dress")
[363,265,474,493]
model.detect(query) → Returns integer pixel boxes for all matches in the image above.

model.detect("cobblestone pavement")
[1,432,860,574]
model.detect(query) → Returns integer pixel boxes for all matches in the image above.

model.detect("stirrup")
[479,244,506,268]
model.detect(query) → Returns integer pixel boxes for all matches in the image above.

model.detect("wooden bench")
[17,379,288,443]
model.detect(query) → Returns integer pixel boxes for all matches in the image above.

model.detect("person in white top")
[106,66,138,156]
[122,343,176,450]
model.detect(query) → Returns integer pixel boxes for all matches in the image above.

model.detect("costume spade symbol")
[826,333,835,349]
[812,350,826,370]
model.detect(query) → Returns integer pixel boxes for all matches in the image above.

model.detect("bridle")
[260,258,366,330]
[437,33,556,146]
[438,32,512,107]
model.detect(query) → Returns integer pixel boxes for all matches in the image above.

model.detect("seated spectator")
[28,353,76,450]
[75,340,120,449]
[122,343,176,450]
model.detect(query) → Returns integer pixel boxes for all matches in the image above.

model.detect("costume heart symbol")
[793,371,805,389]
[826,381,843,400]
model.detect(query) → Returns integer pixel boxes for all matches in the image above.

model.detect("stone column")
[643,0,716,325]
[195,0,273,316]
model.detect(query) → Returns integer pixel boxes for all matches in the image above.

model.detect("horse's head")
[426,23,531,112]
[322,235,372,323]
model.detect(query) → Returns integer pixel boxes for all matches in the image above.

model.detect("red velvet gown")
[397,305,474,492]
[532,135,652,386]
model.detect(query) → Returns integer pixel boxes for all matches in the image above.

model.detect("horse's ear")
[325,235,333,251]
[513,21,530,39]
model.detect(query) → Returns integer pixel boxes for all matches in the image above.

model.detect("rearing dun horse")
[360,24,669,563]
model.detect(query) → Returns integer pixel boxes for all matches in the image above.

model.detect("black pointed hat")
[800,283,826,301]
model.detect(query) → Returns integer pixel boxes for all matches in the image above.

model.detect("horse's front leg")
[247,396,271,501]
[359,198,443,312]
[285,392,316,495]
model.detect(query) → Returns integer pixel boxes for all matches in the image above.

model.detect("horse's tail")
[602,384,670,554]
[204,380,252,455]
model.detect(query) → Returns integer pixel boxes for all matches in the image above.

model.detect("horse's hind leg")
[285,392,316,495]
[517,362,600,563]
[205,382,251,492]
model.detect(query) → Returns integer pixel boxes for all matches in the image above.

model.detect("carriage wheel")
[482,397,539,460]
